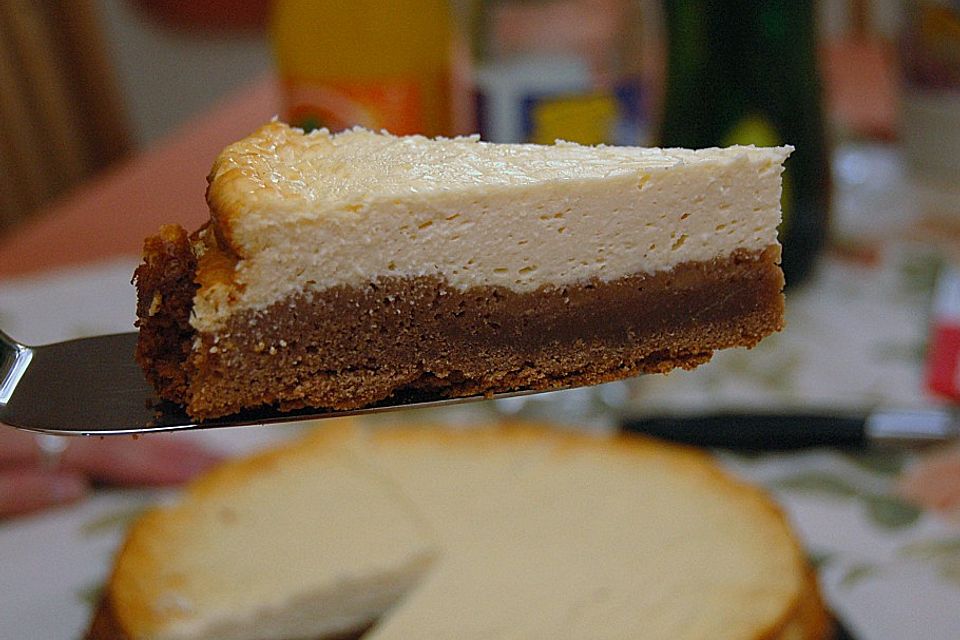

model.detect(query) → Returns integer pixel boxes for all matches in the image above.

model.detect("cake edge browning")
[134,238,785,420]
[133,225,199,405]
[84,596,369,640]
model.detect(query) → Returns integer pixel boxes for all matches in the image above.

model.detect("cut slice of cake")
[88,422,830,640]
[135,123,789,419]
[101,424,435,640]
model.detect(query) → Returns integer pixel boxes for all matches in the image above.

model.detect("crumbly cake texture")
[88,423,830,640]
[135,123,788,419]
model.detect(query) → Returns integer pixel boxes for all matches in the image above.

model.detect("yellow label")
[722,115,792,232]
[530,94,618,146]
[722,115,779,147]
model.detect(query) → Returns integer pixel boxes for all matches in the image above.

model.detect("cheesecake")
[98,424,434,640]
[88,422,830,640]
[135,123,788,419]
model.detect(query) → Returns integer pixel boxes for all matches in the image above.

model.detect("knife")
[619,408,959,450]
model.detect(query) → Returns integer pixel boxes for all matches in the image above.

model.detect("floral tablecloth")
[2,229,959,638]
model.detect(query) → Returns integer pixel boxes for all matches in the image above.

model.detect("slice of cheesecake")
[90,422,830,640]
[135,123,788,420]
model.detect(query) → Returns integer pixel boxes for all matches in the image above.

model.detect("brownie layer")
[135,232,784,420]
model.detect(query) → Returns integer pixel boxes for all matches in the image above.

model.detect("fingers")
[0,426,44,465]
[0,427,223,520]
[62,435,224,486]
[0,468,89,518]
[896,446,960,516]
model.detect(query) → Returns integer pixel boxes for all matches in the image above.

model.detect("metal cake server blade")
[0,330,547,436]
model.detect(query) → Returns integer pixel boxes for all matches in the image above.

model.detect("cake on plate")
[135,123,788,419]
[87,422,829,640]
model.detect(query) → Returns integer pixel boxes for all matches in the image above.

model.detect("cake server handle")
[0,330,32,411]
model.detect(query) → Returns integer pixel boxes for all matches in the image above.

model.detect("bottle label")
[282,78,425,134]
[722,115,793,231]
[475,82,644,146]
[473,55,646,145]
[527,93,618,146]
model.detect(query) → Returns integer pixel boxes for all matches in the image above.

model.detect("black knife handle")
[619,413,867,450]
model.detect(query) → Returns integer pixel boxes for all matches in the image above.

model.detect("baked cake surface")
[89,422,830,640]
[135,123,788,419]
[106,424,433,640]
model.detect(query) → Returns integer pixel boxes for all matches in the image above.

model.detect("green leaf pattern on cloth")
[772,472,860,498]
[846,449,908,476]
[771,471,922,530]
[841,562,881,588]
[75,581,104,608]
[862,495,923,530]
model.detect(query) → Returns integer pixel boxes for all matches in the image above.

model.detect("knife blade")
[619,408,959,450]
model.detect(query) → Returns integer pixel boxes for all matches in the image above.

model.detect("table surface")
[0,80,958,640]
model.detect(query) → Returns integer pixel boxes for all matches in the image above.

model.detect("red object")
[925,266,960,401]
[925,323,960,400]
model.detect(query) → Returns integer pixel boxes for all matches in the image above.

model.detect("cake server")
[620,409,959,450]
[0,330,550,436]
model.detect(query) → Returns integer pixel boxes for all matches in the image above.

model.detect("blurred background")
[2,1,960,638]
[1,0,956,283]
[0,0,953,242]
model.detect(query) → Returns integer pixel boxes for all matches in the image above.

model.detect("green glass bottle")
[659,0,830,286]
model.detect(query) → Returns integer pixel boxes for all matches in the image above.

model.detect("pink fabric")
[0,75,281,279]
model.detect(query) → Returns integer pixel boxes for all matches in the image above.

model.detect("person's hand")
[897,444,960,523]
[0,426,223,518]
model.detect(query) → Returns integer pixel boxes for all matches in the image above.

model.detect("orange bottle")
[270,0,453,136]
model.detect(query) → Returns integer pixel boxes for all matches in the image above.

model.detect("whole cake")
[135,123,788,419]
[88,422,829,640]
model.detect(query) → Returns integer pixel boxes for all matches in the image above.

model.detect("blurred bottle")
[900,1,960,222]
[659,0,830,287]
[270,0,453,136]
[468,0,653,145]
